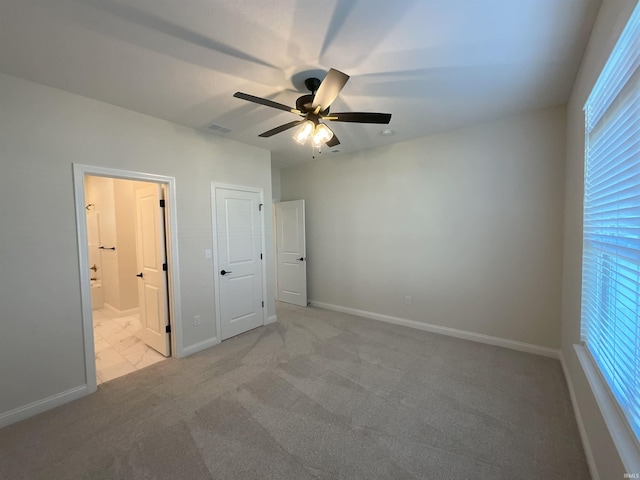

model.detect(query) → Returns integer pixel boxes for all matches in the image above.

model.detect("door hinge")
[258,203,263,211]
[165,325,171,333]
[262,301,264,308]
[159,199,165,208]
[163,263,167,271]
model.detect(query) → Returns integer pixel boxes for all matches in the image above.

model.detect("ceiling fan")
[233,68,392,148]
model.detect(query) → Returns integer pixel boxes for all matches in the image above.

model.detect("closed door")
[276,200,307,306]
[214,186,264,341]
[135,184,170,356]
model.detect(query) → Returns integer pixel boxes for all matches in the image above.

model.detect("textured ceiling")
[0,0,601,168]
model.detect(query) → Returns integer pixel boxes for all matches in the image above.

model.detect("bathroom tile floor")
[92,308,167,384]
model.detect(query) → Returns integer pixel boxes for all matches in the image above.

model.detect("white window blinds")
[582,2,640,442]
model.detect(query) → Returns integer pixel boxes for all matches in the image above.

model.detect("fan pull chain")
[311,143,323,159]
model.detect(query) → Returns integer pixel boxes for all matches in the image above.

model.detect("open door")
[276,200,307,306]
[135,184,170,356]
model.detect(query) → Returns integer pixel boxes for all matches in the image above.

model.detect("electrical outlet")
[405,296,412,305]
[194,315,201,326]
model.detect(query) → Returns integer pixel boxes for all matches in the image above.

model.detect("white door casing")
[213,185,265,341]
[276,200,307,307]
[135,184,170,356]
[74,164,182,396]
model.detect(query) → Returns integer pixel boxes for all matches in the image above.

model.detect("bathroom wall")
[85,176,120,309]
[113,179,146,311]
[85,198,104,309]
[85,176,142,313]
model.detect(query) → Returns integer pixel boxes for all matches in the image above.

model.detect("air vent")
[207,123,231,134]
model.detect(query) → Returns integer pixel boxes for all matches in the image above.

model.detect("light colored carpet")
[0,302,588,479]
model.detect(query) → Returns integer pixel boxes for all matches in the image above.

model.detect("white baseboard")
[182,336,220,356]
[309,300,560,359]
[560,352,599,480]
[266,315,277,325]
[0,385,88,429]
[103,303,140,317]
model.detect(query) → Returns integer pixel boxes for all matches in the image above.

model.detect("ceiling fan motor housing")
[296,94,329,115]
[304,77,322,93]
[295,77,332,114]
[295,94,314,112]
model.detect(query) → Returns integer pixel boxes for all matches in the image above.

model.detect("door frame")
[72,164,183,394]
[210,183,268,340]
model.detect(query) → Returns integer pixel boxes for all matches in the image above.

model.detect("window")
[581,2,640,443]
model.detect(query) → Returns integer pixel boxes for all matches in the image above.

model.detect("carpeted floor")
[0,302,588,479]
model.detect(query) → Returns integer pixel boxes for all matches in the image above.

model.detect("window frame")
[578,0,640,473]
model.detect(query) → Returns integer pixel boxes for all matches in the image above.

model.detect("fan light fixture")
[294,121,333,147]
[293,120,314,144]
[312,124,333,147]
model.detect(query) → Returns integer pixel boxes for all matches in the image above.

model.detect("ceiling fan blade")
[326,134,340,148]
[312,68,350,110]
[234,92,300,114]
[258,120,304,138]
[328,112,392,124]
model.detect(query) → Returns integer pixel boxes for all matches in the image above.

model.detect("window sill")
[575,344,640,475]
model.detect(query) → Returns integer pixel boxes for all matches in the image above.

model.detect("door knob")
[220,269,232,275]
[298,257,304,261]
[136,273,143,278]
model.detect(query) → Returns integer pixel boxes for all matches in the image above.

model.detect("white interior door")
[214,187,264,341]
[135,184,170,356]
[276,200,307,306]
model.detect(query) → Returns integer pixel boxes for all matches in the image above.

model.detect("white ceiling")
[0,0,600,168]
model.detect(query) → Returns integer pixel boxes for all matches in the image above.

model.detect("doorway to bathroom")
[73,165,181,392]
[85,176,170,384]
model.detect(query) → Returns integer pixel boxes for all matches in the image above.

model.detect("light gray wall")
[0,72,275,416]
[562,0,638,477]
[281,106,566,349]
[271,167,281,297]
[272,167,281,202]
